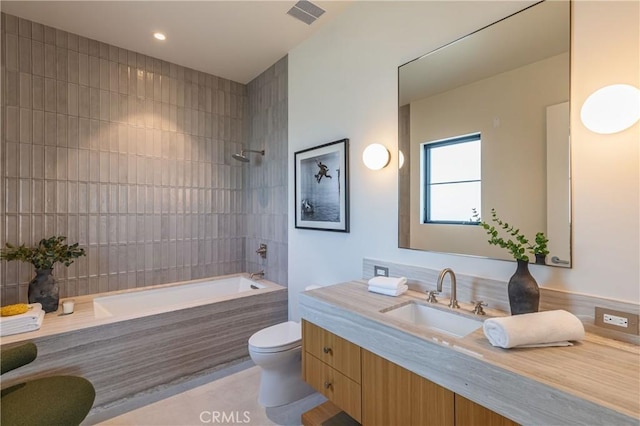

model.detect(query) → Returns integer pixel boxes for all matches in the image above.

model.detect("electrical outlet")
[595,307,640,335]
[603,313,628,328]
[374,266,389,277]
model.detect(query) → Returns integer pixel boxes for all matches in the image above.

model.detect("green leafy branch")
[0,236,86,270]
[472,208,549,262]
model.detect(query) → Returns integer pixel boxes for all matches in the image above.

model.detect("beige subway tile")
[68,116,79,148]
[32,180,44,213]
[44,145,56,178]
[32,75,44,110]
[57,114,67,147]
[44,77,56,112]
[44,180,56,213]
[57,80,68,113]
[56,47,67,80]
[67,32,78,52]
[100,58,109,90]
[44,43,56,78]
[89,87,99,119]
[67,83,79,116]
[68,50,79,84]
[78,53,89,86]
[68,148,78,181]
[19,108,32,143]
[32,145,44,179]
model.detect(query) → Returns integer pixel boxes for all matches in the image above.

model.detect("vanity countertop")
[299,280,640,426]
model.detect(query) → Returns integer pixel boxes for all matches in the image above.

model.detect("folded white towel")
[483,310,585,349]
[368,284,408,297]
[368,276,407,290]
[0,304,45,337]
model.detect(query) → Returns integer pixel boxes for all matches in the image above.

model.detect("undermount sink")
[382,301,483,338]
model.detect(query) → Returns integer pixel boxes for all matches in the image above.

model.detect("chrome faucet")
[436,268,459,309]
[250,270,265,280]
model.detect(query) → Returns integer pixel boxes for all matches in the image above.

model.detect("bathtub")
[94,276,267,318]
[0,274,288,411]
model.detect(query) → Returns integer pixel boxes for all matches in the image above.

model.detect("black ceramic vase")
[508,259,540,315]
[28,269,59,313]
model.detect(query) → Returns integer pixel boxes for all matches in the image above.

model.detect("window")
[422,133,481,224]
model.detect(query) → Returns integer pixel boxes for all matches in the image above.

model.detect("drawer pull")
[323,381,332,390]
[323,346,332,354]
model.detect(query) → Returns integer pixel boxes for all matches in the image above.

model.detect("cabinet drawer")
[304,353,362,423]
[302,320,361,383]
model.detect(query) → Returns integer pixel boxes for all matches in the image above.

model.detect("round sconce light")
[580,84,640,134]
[362,144,390,170]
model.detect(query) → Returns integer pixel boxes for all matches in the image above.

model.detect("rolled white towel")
[0,306,45,337]
[368,276,407,290]
[368,284,408,297]
[483,310,585,349]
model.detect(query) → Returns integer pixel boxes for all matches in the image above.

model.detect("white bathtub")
[94,275,268,318]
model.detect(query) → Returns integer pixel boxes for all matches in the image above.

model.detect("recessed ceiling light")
[153,32,166,41]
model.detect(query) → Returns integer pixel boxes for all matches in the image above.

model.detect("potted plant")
[0,236,86,313]
[472,209,549,315]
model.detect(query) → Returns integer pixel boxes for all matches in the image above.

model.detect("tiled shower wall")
[244,57,288,285]
[0,13,252,304]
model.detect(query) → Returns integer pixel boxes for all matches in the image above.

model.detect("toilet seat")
[249,321,301,353]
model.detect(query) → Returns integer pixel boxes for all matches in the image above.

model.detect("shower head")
[232,149,265,163]
[232,152,250,162]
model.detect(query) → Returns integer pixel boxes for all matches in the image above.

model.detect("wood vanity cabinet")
[302,320,519,426]
[455,395,519,426]
[302,320,362,422]
[361,349,454,426]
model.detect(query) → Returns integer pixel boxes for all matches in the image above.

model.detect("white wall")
[288,1,639,319]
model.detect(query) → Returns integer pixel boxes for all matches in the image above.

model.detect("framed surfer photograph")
[294,138,349,232]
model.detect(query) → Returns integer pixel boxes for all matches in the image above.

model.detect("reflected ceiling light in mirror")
[153,32,166,41]
[363,144,390,170]
[580,84,640,134]
[398,151,405,169]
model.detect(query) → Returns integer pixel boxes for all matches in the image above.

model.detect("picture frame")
[294,138,349,232]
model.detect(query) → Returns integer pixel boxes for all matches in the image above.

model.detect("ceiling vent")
[287,0,326,25]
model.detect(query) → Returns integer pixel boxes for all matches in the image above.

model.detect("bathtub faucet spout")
[250,270,265,280]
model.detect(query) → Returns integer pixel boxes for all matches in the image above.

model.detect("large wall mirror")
[398,1,571,267]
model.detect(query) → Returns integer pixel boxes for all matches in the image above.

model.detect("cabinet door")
[302,320,361,382]
[304,353,362,422]
[455,395,519,426]
[362,349,454,426]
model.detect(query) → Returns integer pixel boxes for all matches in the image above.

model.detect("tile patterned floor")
[95,366,325,426]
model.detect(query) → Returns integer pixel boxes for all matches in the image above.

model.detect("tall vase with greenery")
[1,236,86,313]
[473,209,549,315]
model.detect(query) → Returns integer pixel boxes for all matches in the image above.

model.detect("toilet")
[248,320,315,407]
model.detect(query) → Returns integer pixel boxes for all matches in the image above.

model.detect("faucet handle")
[426,290,439,303]
[471,301,487,315]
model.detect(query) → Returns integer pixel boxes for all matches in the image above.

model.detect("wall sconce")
[580,84,640,134]
[362,144,390,170]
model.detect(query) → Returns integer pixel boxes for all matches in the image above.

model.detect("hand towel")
[367,276,407,290]
[0,304,45,337]
[368,284,408,297]
[483,310,584,349]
